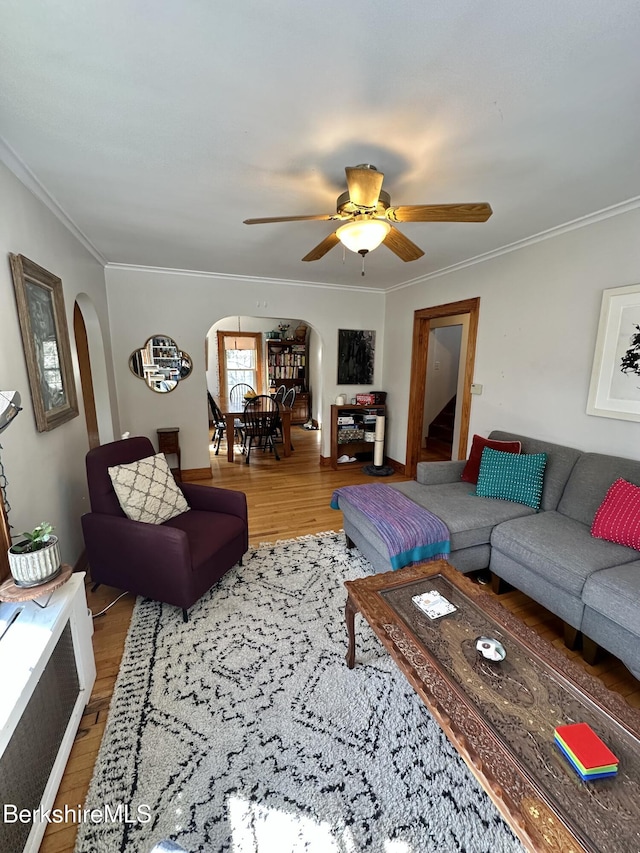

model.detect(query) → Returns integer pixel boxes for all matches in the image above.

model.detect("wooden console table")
[157,427,181,479]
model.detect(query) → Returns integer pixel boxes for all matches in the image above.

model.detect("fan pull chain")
[358,248,368,276]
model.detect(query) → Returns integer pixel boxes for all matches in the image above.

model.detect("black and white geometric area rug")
[75,533,522,853]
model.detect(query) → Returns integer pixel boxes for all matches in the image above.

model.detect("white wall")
[0,162,114,565]
[104,267,386,465]
[383,207,640,465]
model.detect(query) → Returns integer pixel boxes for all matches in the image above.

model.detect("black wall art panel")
[337,329,375,384]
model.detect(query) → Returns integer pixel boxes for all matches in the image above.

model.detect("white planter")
[8,536,61,587]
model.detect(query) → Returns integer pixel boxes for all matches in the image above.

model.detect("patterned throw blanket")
[331,483,450,570]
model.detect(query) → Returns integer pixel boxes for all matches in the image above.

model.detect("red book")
[554,723,618,769]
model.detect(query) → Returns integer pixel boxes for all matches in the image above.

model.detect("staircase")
[425,396,456,458]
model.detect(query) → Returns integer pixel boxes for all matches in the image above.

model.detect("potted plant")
[8,521,61,587]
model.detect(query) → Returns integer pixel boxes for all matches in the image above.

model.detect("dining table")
[214,396,293,462]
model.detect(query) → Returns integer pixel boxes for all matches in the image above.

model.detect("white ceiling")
[2,1,640,291]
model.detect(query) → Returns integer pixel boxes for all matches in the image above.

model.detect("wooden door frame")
[73,302,100,450]
[405,297,480,479]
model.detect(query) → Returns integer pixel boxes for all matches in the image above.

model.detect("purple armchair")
[81,436,248,620]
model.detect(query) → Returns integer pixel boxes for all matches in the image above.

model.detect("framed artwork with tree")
[9,254,79,432]
[587,283,640,421]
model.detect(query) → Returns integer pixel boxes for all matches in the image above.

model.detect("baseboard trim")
[319,455,404,473]
[182,467,213,481]
[386,457,405,475]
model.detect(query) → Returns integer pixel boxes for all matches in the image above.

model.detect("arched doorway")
[73,295,115,447]
[205,315,323,458]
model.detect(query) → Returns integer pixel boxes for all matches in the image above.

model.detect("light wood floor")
[42,426,640,852]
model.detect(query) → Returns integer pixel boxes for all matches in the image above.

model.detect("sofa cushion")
[488,432,581,512]
[417,459,466,486]
[558,452,640,526]
[392,480,534,551]
[476,447,547,510]
[108,453,189,524]
[582,562,640,637]
[490,511,639,597]
[460,434,522,484]
[591,478,640,550]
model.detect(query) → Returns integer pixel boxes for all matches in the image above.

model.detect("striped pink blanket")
[331,483,450,570]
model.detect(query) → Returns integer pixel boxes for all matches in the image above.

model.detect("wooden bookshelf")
[330,404,386,469]
[267,338,309,423]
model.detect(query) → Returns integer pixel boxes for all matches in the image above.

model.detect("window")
[217,331,264,402]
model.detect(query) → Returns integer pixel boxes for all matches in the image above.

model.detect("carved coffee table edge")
[344,560,638,853]
[380,619,583,853]
[344,560,640,736]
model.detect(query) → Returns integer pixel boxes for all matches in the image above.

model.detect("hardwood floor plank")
[41,426,640,852]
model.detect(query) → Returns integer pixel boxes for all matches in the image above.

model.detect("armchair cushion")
[108,452,190,524]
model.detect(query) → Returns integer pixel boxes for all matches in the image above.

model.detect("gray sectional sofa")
[338,431,640,679]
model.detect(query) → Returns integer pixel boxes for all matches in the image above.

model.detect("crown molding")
[387,196,640,293]
[104,263,382,294]
[0,135,107,266]
[4,129,637,294]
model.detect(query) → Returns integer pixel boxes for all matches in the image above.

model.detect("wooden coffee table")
[344,560,640,853]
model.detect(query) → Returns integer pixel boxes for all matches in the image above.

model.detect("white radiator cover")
[0,573,96,853]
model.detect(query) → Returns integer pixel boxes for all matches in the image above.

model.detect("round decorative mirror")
[129,335,192,393]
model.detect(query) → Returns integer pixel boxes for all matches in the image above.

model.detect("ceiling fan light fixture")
[336,219,391,254]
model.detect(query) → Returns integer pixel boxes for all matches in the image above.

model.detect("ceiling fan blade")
[382,226,425,261]
[243,213,337,225]
[345,165,384,209]
[301,231,340,262]
[386,203,493,223]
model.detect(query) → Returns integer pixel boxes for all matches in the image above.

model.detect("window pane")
[225,348,256,394]
[228,369,256,388]
[226,349,256,370]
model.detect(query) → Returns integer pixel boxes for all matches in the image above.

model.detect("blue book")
[555,739,617,781]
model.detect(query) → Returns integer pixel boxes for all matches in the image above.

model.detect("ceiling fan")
[244,164,492,271]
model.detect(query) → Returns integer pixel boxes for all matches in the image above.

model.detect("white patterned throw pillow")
[108,453,190,524]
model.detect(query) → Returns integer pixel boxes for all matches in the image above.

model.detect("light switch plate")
[470,383,483,395]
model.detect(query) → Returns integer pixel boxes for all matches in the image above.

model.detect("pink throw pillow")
[591,478,640,551]
[461,435,522,484]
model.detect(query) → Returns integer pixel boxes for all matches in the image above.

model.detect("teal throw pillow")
[475,447,547,510]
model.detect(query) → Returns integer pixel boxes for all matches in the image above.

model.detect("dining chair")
[273,384,287,404]
[229,383,255,406]
[207,391,226,456]
[242,395,280,463]
[229,383,255,447]
[276,387,297,450]
[282,387,296,409]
